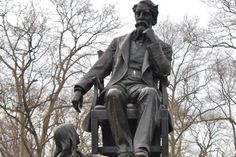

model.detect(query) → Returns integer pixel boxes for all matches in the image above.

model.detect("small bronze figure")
[53,124,84,157]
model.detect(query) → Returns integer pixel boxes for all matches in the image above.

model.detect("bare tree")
[180,0,236,51]
[201,0,236,50]
[155,17,219,157]
[187,120,224,157]
[188,0,236,155]
[157,13,236,155]
[0,1,49,156]
[0,0,120,156]
[204,54,236,156]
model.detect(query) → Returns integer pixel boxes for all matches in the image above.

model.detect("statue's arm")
[147,41,172,76]
[143,28,172,76]
[74,38,116,94]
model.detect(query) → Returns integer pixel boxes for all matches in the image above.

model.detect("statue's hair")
[53,124,81,157]
[132,0,159,25]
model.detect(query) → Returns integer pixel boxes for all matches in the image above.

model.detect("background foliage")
[0,0,235,156]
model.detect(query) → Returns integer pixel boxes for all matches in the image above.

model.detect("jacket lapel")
[142,50,150,74]
[119,33,132,65]
[119,33,151,76]
[142,35,161,74]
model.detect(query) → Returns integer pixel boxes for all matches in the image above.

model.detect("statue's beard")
[135,21,149,34]
[135,21,148,29]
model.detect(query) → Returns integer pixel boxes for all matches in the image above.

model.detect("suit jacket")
[75,32,173,132]
[75,32,172,92]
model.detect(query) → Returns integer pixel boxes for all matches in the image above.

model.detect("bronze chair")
[90,50,171,157]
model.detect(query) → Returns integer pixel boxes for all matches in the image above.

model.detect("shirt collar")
[131,30,150,42]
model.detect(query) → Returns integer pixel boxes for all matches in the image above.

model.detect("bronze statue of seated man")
[72,0,173,156]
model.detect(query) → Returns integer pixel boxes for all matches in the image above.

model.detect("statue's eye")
[143,11,151,16]
[135,11,141,17]
[135,11,151,17]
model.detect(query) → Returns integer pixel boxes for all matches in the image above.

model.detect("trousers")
[105,79,160,155]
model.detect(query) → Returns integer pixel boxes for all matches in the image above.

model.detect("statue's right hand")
[72,91,83,112]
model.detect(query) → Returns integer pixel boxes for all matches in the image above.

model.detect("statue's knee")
[105,87,127,108]
[141,87,157,96]
[105,87,123,99]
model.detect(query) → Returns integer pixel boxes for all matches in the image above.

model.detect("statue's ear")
[132,4,137,13]
[152,5,159,25]
[156,5,159,16]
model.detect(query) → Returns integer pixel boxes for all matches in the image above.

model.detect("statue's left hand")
[72,91,83,112]
[143,28,158,43]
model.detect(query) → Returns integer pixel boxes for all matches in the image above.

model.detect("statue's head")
[132,0,159,31]
[53,124,82,157]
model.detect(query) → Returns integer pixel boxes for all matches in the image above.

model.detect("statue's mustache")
[135,21,149,28]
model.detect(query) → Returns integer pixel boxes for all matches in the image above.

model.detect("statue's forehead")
[135,3,150,12]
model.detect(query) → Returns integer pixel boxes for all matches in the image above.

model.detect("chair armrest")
[91,77,104,109]
[161,82,168,108]
[159,76,169,108]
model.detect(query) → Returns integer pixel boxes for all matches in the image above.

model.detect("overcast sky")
[8,0,214,38]
[91,0,212,35]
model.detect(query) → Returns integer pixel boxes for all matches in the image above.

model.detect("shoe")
[117,152,133,157]
[134,149,149,157]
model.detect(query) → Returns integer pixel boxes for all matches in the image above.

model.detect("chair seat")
[92,104,138,120]
[98,146,162,155]
[94,103,136,110]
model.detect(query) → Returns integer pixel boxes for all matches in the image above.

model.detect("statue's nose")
[137,12,145,19]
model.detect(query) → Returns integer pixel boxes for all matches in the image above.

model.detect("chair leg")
[91,116,99,154]
[161,105,169,157]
